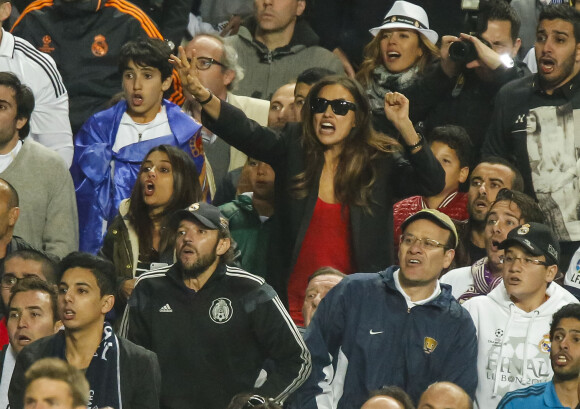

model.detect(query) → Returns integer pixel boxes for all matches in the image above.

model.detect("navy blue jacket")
[295,266,478,408]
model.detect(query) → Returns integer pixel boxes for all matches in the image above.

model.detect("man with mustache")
[122,202,310,409]
[483,4,580,272]
[497,303,580,409]
[454,158,523,267]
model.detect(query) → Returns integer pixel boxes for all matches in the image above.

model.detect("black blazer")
[204,101,445,301]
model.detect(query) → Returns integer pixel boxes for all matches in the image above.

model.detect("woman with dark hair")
[356,1,453,135]
[171,49,445,325]
[100,144,202,305]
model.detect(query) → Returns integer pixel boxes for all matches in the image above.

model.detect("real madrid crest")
[539,333,551,353]
[209,298,233,324]
[39,35,55,53]
[91,34,108,57]
[517,224,530,235]
[423,337,438,354]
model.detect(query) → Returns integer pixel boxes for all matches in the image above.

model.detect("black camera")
[449,41,478,64]
[448,36,492,64]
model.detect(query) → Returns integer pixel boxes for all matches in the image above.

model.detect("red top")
[0,317,8,347]
[392,191,468,260]
[288,198,353,326]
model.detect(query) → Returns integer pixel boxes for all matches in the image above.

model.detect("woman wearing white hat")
[356,1,452,136]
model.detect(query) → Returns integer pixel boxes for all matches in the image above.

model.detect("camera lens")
[449,40,478,63]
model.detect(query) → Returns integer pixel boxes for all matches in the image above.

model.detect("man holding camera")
[483,4,580,273]
[425,0,528,164]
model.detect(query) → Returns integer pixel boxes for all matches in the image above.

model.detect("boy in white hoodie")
[463,222,578,408]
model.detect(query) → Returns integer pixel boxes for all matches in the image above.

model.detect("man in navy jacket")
[295,209,478,408]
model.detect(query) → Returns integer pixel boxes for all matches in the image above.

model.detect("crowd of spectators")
[0,0,579,408]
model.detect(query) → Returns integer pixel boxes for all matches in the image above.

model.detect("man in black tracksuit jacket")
[121,202,311,409]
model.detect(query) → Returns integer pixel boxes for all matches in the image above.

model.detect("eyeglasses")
[400,233,447,251]
[311,97,357,116]
[191,57,225,71]
[2,275,21,288]
[1,274,41,288]
[242,395,266,409]
[503,252,548,267]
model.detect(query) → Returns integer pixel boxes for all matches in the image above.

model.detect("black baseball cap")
[170,202,229,231]
[498,222,559,265]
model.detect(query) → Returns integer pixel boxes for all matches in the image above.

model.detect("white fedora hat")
[369,1,438,45]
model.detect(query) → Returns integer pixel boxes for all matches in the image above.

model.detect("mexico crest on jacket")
[209,298,233,324]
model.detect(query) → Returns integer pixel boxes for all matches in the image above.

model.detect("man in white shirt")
[0,0,72,166]
[463,222,578,408]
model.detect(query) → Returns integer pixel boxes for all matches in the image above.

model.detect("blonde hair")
[356,30,440,88]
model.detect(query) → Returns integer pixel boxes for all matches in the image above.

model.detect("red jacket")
[393,192,468,256]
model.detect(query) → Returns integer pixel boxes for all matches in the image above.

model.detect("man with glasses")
[295,209,478,408]
[183,33,269,196]
[463,222,577,408]
[442,188,544,301]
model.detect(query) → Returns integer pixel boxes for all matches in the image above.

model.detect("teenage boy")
[393,125,472,254]
[71,37,205,255]
[463,223,578,408]
[8,252,161,409]
[442,189,544,301]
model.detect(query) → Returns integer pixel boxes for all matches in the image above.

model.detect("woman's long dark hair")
[128,144,202,255]
[293,76,399,210]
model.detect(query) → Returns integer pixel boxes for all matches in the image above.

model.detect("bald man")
[417,382,472,409]
[360,386,414,409]
[361,396,404,409]
[0,178,35,266]
[268,82,296,130]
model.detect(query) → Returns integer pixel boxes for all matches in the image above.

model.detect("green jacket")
[220,194,274,280]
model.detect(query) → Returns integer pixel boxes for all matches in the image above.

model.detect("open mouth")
[508,276,521,284]
[62,309,75,320]
[144,182,155,196]
[17,335,31,343]
[539,57,555,75]
[319,122,336,135]
[132,94,143,107]
[387,51,401,61]
[474,198,488,210]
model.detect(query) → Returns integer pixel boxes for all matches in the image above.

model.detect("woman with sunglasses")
[171,47,444,325]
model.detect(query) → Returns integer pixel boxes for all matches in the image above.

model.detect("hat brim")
[170,209,219,231]
[369,23,438,45]
[498,237,558,265]
[400,212,458,249]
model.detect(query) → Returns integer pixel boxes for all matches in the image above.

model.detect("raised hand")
[384,92,421,149]
[384,92,410,126]
[169,46,209,102]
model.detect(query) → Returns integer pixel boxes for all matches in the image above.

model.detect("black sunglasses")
[311,97,357,116]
